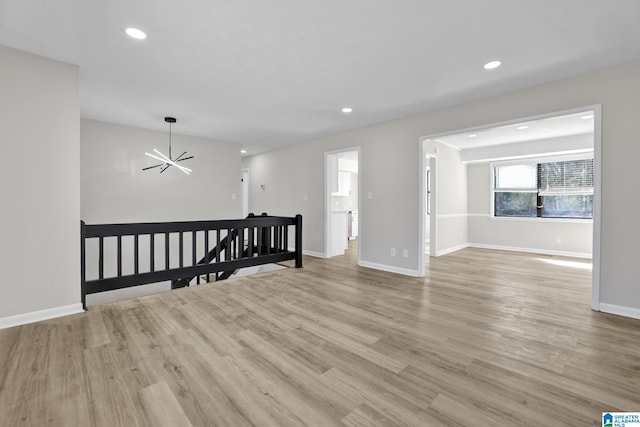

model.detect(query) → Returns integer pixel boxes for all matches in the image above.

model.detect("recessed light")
[125,28,147,40]
[468,134,478,138]
[240,149,247,154]
[483,60,501,70]
[517,125,529,130]
[580,114,594,120]
[341,107,353,113]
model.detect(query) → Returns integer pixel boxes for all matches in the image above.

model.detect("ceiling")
[434,110,595,151]
[1,1,639,156]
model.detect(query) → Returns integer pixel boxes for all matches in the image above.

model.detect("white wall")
[0,45,81,324]
[244,123,468,273]
[243,142,327,257]
[244,127,424,271]
[467,163,592,257]
[81,119,242,223]
[244,59,640,315]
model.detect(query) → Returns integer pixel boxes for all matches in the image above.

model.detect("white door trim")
[324,147,361,264]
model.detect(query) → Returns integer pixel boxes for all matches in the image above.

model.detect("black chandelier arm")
[142,163,165,171]
[174,151,188,162]
[175,156,194,163]
[160,164,171,173]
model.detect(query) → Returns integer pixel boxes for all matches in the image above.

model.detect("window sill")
[488,215,593,224]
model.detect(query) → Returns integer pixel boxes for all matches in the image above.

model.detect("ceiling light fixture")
[125,27,147,40]
[240,149,247,154]
[517,125,529,130]
[143,117,194,175]
[483,60,501,70]
[468,134,478,138]
[341,107,353,113]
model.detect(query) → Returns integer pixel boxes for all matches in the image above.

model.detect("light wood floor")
[1,243,639,426]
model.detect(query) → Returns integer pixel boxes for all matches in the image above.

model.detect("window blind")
[538,159,594,195]
[494,163,537,191]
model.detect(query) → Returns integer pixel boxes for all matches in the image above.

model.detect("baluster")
[179,232,184,269]
[205,230,210,262]
[215,229,221,262]
[266,226,272,254]
[98,236,104,279]
[117,235,122,277]
[193,230,199,285]
[272,226,277,254]
[205,230,210,282]
[150,234,155,272]
[284,226,289,252]
[248,226,254,258]
[165,232,170,270]
[134,234,139,275]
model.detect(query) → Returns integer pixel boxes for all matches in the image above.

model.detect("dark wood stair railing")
[171,213,290,288]
[80,213,302,310]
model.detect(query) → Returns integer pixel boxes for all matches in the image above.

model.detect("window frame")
[490,153,594,222]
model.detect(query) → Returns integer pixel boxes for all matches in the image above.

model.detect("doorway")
[241,169,249,218]
[419,155,437,262]
[325,148,360,261]
[418,105,602,310]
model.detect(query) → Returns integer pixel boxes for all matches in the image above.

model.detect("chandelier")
[143,117,194,175]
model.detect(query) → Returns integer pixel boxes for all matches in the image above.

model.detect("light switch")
[367,191,373,199]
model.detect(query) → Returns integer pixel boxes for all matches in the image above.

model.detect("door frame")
[418,152,437,276]
[241,168,249,218]
[418,104,602,311]
[324,146,361,263]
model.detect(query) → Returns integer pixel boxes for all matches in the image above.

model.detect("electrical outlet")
[231,193,236,200]
[390,248,396,257]
[367,192,373,199]
[555,236,562,244]
[403,249,409,258]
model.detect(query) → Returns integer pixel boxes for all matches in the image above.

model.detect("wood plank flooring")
[1,243,639,426]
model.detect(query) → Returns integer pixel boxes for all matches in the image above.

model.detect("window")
[493,157,593,219]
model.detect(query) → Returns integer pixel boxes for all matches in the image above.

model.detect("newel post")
[80,220,87,311]
[295,214,303,268]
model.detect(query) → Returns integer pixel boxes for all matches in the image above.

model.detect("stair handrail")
[80,214,302,309]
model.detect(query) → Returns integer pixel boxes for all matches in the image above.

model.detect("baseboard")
[303,250,326,258]
[287,247,326,258]
[436,243,469,256]
[0,303,84,329]
[598,303,640,320]
[468,243,592,259]
[358,260,422,277]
